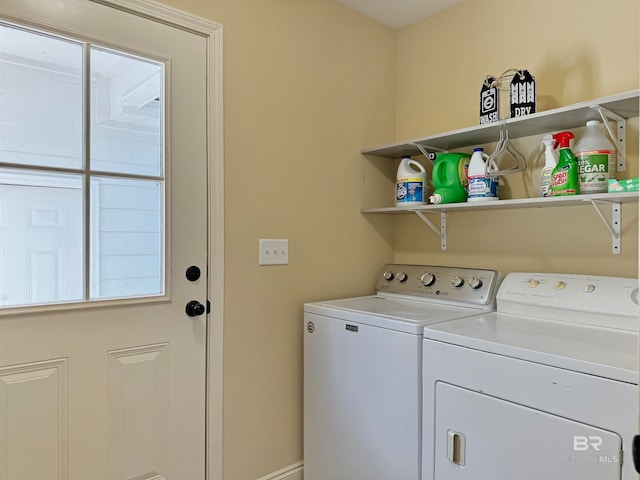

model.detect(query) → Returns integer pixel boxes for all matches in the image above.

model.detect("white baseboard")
[256,461,303,480]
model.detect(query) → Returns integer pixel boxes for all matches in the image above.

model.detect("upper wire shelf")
[361,90,639,159]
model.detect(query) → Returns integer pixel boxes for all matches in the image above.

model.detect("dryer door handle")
[633,435,640,473]
[447,430,466,466]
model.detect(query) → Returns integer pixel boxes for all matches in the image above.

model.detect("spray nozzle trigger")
[552,131,574,149]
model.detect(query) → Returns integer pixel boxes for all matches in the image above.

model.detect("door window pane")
[0,169,83,307]
[90,48,163,176]
[90,177,163,300]
[0,22,166,308]
[0,25,83,169]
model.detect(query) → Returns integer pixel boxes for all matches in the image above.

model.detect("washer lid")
[304,295,487,335]
[423,312,638,384]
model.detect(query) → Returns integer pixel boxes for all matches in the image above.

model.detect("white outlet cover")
[259,239,289,265]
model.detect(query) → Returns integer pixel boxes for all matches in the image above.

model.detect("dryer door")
[434,383,622,479]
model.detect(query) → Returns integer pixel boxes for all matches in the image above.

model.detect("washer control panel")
[376,264,501,306]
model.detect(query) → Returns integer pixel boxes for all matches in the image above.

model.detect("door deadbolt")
[186,266,201,281]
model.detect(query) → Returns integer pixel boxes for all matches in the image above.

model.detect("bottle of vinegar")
[573,120,615,193]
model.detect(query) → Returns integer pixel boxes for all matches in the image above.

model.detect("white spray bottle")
[539,134,558,197]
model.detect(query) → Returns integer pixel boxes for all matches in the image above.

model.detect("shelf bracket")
[590,105,626,172]
[409,142,447,163]
[415,211,447,251]
[586,199,621,254]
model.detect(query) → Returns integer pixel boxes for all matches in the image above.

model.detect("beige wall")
[392,0,639,277]
[154,0,637,479]
[161,0,397,479]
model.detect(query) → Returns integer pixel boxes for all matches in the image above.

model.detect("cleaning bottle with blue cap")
[396,156,427,206]
[467,147,498,201]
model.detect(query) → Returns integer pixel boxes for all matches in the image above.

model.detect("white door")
[0,1,210,478]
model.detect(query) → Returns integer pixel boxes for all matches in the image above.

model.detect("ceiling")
[336,0,465,29]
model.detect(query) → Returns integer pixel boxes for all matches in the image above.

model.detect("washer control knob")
[555,281,567,290]
[469,277,483,289]
[451,276,464,288]
[382,271,394,281]
[584,284,596,293]
[396,272,408,283]
[528,280,540,288]
[420,272,436,286]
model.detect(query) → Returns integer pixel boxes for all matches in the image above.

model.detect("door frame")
[90,1,224,479]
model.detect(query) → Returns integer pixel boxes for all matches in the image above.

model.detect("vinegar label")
[576,150,614,193]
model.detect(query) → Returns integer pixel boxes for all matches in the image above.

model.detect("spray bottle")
[396,156,427,206]
[539,134,558,197]
[427,152,470,204]
[550,131,578,196]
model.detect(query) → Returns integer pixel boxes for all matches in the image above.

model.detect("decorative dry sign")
[510,70,536,118]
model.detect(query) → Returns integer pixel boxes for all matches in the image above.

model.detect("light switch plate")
[259,239,289,265]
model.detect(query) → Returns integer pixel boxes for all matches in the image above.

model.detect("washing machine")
[303,264,502,480]
[422,272,639,480]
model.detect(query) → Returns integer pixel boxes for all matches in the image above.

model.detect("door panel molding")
[0,358,68,480]
[108,343,170,480]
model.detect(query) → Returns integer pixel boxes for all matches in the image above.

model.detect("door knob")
[185,300,205,317]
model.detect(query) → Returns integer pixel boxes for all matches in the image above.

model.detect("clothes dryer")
[422,272,638,480]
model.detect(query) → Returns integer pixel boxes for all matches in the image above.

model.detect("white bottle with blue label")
[539,134,557,197]
[396,156,427,206]
[467,147,498,202]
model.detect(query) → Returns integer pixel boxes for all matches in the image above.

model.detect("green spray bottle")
[551,131,579,196]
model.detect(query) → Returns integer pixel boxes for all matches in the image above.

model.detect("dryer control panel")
[376,264,501,307]
[497,272,638,330]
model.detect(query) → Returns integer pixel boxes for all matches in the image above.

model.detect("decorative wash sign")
[479,76,499,125]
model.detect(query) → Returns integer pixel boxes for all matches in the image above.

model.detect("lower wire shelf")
[361,192,638,254]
